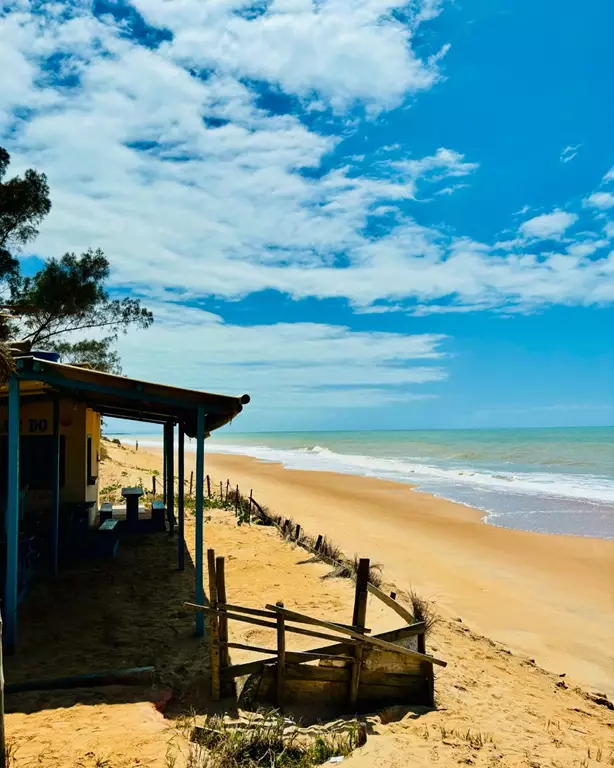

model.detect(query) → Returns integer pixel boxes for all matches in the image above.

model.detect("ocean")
[111,427,614,540]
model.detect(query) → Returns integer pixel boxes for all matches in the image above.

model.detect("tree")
[0,146,51,291]
[0,147,152,371]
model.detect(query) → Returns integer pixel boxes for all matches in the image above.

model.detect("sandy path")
[118,444,614,697]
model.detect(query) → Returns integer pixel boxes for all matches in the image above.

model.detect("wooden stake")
[220,481,223,500]
[216,557,229,671]
[207,549,220,701]
[152,475,156,495]
[315,534,323,552]
[225,479,230,501]
[189,471,194,497]
[350,558,370,708]
[205,474,210,498]
[390,591,397,601]
[235,485,239,514]
[276,601,286,710]
[295,524,301,542]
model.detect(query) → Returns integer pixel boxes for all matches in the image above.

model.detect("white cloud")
[113,304,448,420]
[560,144,580,163]
[0,0,612,327]
[603,167,614,183]
[519,209,578,239]
[584,192,614,211]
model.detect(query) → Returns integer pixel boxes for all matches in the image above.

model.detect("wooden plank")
[216,557,229,670]
[265,605,446,667]
[362,649,422,675]
[276,602,286,709]
[226,642,278,655]
[367,583,415,625]
[286,651,354,663]
[207,549,220,701]
[219,603,279,619]
[286,665,350,683]
[221,659,273,679]
[350,558,369,708]
[184,603,361,645]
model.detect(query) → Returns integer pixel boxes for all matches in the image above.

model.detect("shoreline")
[124,444,613,697]
[117,434,614,540]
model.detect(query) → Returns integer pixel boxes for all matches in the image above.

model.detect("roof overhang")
[1,356,250,437]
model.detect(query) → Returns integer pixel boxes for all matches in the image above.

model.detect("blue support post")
[162,423,167,503]
[167,422,175,534]
[194,405,205,637]
[51,397,60,576]
[4,377,20,653]
[177,423,185,571]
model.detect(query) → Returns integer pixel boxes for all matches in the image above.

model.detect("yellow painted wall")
[0,396,101,524]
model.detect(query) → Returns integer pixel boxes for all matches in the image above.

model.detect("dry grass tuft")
[405,588,440,636]
[185,711,360,768]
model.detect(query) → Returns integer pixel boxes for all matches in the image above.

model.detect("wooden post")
[235,485,239,514]
[194,406,206,638]
[315,534,323,552]
[350,558,370,708]
[190,471,194,497]
[177,423,185,571]
[219,481,223,500]
[249,489,253,510]
[207,549,220,701]
[206,474,210,498]
[0,612,5,768]
[225,479,230,501]
[152,475,157,495]
[275,601,286,710]
[216,557,229,671]
[295,524,300,542]
[51,396,60,577]
[390,591,397,601]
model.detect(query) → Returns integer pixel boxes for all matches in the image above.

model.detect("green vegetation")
[0,146,152,371]
[187,712,360,768]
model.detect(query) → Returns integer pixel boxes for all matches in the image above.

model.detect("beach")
[12,439,609,768]
[117,443,614,698]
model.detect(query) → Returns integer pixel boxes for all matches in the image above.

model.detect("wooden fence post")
[225,479,230,501]
[152,475,156,495]
[295,524,300,542]
[235,485,239,515]
[219,481,223,501]
[216,556,229,672]
[390,591,397,601]
[189,471,194,497]
[207,549,220,701]
[350,558,370,708]
[276,601,286,710]
[249,489,253,512]
[206,474,210,498]
[315,534,323,552]
[1,613,5,768]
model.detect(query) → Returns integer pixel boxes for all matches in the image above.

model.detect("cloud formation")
[0,0,612,329]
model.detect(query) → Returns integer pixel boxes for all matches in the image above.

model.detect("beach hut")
[0,353,249,653]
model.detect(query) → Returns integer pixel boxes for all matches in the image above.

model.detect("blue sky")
[1,0,613,431]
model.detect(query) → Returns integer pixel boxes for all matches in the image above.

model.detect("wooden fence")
[185,550,446,713]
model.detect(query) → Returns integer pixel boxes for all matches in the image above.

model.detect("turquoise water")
[116,427,614,539]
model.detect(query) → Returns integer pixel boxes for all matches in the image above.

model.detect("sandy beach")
[9,440,612,767]
[127,445,614,698]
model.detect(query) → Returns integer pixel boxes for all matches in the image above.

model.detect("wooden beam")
[350,558,369,708]
[177,423,185,571]
[275,602,286,710]
[207,549,220,700]
[265,605,446,667]
[194,406,205,638]
[226,642,278,655]
[184,603,362,645]
[367,583,415,625]
[216,557,229,670]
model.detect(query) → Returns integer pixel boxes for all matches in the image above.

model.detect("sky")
[1,0,613,432]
